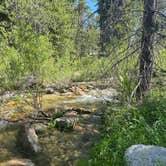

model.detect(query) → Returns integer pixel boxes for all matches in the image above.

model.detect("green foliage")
[14,25,53,75]
[118,73,136,102]
[0,23,53,88]
[0,0,165,165]
[88,90,166,166]
[0,43,22,88]
[45,55,113,85]
[48,120,57,128]
[52,112,64,119]
[0,0,100,89]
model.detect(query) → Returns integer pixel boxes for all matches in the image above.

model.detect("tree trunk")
[136,0,157,101]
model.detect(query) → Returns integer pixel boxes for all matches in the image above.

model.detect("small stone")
[45,87,55,94]
[125,144,166,166]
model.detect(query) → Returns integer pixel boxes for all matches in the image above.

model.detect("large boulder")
[17,124,41,154]
[125,144,166,166]
[0,159,34,166]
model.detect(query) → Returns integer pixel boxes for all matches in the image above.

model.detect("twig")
[111,47,141,70]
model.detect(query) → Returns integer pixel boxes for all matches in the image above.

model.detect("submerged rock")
[17,124,41,154]
[0,159,35,166]
[125,144,166,166]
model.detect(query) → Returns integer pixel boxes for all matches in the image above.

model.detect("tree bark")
[136,0,157,101]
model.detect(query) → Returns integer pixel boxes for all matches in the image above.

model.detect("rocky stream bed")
[0,84,118,166]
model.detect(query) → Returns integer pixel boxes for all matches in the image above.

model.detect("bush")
[88,90,166,166]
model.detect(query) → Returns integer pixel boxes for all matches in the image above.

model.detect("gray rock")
[55,117,79,130]
[44,87,55,94]
[125,144,166,166]
[17,124,41,154]
[32,123,48,134]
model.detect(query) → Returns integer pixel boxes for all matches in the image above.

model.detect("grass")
[86,89,166,166]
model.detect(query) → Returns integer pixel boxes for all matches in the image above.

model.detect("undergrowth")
[84,89,166,166]
[43,56,113,87]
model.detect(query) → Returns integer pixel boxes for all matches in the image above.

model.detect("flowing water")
[0,88,117,166]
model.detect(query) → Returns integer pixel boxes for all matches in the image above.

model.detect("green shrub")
[88,91,166,166]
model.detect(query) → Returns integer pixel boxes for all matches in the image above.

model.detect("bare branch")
[111,47,141,70]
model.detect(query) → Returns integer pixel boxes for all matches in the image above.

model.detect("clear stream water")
[0,88,117,166]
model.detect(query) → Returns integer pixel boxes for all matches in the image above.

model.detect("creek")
[0,86,117,166]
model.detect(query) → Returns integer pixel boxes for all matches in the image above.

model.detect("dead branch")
[111,47,141,70]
